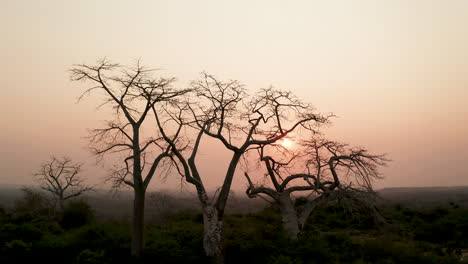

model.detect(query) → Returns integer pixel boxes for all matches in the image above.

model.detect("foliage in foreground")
[0,200,467,264]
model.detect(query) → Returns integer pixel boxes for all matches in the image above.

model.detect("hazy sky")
[1,0,467,191]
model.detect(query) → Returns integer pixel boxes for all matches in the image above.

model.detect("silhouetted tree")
[34,156,91,210]
[245,136,388,239]
[156,73,331,263]
[70,59,189,257]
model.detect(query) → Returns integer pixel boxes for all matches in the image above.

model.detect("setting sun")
[280,138,295,149]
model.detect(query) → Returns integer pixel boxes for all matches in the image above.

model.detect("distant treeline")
[1,185,467,219]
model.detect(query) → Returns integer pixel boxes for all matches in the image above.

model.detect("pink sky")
[1,0,467,191]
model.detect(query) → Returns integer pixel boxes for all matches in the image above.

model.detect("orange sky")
[1,0,467,191]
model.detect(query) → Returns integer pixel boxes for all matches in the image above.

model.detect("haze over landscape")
[2,0,468,191]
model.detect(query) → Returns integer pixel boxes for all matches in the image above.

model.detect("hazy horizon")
[2,0,468,192]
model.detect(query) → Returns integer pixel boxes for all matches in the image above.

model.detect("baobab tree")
[155,73,331,263]
[34,156,91,210]
[70,59,188,257]
[244,136,388,239]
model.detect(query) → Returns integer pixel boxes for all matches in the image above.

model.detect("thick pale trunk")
[278,193,300,239]
[203,205,224,264]
[297,198,321,230]
[131,188,145,257]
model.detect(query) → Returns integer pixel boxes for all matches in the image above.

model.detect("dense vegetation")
[1,195,467,264]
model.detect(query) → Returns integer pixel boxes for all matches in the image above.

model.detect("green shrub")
[0,222,44,243]
[144,214,206,264]
[268,254,302,264]
[0,206,9,224]
[13,187,52,219]
[60,201,95,229]
[75,249,107,264]
[2,239,32,262]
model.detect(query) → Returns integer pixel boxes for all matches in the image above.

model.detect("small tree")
[156,73,331,262]
[245,136,388,239]
[34,157,91,210]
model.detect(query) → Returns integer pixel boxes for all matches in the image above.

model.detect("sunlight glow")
[280,138,295,149]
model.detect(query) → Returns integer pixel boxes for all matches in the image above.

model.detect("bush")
[3,239,32,257]
[0,206,9,223]
[268,255,302,264]
[0,222,45,243]
[13,187,52,219]
[144,213,206,264]
[60,201,95,229]
[75,249,107,264]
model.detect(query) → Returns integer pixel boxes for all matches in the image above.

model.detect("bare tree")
[70,59,188,257]
[156,73,331,263]
[244,136,388,239]
[34,156,91,210]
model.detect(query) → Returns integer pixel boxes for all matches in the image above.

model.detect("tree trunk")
[58,198,64,210]
[131,128,145,257]
[203,205,224,264]
[131,188,145,257]
[277,193,300,239]
[297,198,321,231]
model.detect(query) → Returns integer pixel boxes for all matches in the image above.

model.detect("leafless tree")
[34,156,91,210]
[244,136,388,239]
[70,59,189,257]
[156,73,331,263]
